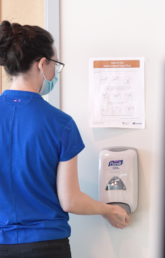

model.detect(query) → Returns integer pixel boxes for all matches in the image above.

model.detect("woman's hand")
[102,204,130,229]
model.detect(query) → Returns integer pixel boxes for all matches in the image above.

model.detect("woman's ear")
[38,57,47,74]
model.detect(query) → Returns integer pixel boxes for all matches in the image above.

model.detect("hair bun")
[0,20,13,66]
[0,20,13,37]
[0,20,54,75]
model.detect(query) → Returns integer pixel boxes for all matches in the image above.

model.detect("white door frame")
[44,0,60,109]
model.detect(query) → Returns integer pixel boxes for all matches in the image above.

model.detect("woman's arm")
[56,155,130,229]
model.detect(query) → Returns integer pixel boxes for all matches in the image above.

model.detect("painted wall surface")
[60,1,164,258]
[1,0,44,91]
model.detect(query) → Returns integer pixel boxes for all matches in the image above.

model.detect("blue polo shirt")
[0,90,85,244]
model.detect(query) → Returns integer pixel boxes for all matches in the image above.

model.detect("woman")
[0,20,129,258]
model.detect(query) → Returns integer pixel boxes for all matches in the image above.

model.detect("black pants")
[0,238,71,258]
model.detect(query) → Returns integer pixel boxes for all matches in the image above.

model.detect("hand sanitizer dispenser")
[99,147,138,213]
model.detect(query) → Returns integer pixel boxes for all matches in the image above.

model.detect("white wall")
[60,1,165,257]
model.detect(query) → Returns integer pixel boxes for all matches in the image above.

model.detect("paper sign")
[89,57,145,128]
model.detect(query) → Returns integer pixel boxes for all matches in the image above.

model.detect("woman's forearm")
[57,157,130,228]
[62,190,107,215]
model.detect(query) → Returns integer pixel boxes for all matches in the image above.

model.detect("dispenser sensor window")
[106,176,126,190]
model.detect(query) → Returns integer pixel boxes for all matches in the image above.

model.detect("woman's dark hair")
[0,20,54,76]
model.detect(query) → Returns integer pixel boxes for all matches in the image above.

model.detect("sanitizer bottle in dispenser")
[98,147,138,214]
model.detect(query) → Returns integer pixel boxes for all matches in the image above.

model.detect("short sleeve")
[58,118,85,161]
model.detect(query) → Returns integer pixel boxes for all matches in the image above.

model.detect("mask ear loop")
[39,60,56,81]
[39,67,46,80]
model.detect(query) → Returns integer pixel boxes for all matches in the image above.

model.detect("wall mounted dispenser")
[99,147,138,214]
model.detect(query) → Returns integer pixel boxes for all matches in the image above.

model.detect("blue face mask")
[39,66,58,96]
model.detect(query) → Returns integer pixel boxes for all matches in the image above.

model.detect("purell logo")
[108,160,123,166]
